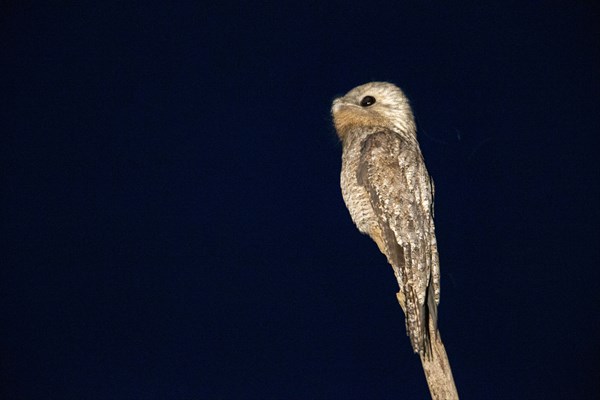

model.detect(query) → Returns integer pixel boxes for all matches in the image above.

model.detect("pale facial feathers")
[331,81,416,140]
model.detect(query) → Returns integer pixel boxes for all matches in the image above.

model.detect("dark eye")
[360,96,376,107]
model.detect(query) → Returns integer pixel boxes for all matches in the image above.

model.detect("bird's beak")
[331,98,344,114]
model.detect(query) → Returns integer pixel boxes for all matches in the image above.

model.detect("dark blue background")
[2,2,599,399]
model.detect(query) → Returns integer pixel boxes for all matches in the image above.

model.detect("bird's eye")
[360,96,376,107]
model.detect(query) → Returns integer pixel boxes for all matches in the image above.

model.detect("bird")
[331,82,440,355]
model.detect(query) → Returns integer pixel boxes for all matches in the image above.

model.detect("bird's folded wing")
[356,129,438,353]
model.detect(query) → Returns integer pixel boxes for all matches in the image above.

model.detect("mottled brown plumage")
[332,82,440,354]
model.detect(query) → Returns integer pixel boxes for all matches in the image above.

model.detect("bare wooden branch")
[396,292,459,399]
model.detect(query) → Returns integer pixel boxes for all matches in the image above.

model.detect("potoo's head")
[331,81,416,140]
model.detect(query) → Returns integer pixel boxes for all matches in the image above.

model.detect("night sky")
[2,2,599,399]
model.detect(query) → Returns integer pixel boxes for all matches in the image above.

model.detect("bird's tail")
[422,277,438,358]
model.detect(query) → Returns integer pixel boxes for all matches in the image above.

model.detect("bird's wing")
[357,130,438,354]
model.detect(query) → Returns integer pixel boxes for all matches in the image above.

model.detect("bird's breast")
[340,135,379,235]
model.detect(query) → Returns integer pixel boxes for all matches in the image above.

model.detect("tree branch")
[395,292,459,399]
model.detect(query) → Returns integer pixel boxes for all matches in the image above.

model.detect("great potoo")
[332,82,440,355]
